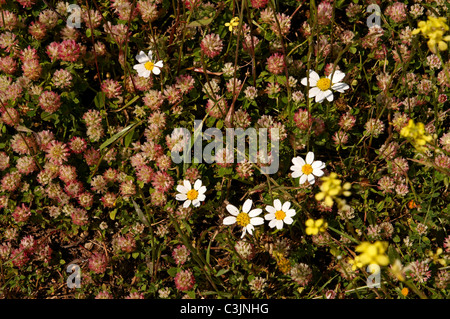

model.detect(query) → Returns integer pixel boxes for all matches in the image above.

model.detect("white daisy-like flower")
[300,69,349,103]
[223,199,264,238]
[290,151,325,185]
[133,50,164,78]
[264,199,296,230]
[176,179,206,208]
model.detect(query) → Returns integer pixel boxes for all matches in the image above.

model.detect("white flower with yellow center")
[223,199,264,238]
[264,199,296,230]
[301,69,349,103]
[133,50,164,78]
[176,179,206,208]
[290,151,325,185]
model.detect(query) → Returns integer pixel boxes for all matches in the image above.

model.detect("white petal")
[276,220,284,230]
[183,200,191,208]
[299,174,308,185]
[329,70,345,83]
[269,219,278,228]
[326,91,334,102]
[243,199,253,213]
[226,204,239,216]
[135,51,149,63]
[154,60,164,68]
[284,217,293,225]
[147,50,153,60]
[152,66,161,75]
[291,169,302,178]
[192,199,200,207]
[292,156,305,167]
[183,180,192,191]
[176,184,187,194]
[193,179,202,190]
[282,201,291,211]
[307,174,315,184]
[250,217,264,226]
[274,199,282,211]
[249,208,262,217]
[197,186,207,194]
[223,216,236,225]
[176,193,187,201]
[246,225,254,236]
[312,161,324,169]
[305,152,314,164]
[265,213,275,220]
[265,205,276,214]
[312,168,324,177]
[309,70,320,85]
[197,194,206,201]
[331,82,349,93]
[286,209,296,217]
[241,228,247,238]
[315,91,326,103]
[308,86,321,98]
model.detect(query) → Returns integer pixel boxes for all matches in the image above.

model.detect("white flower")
[264,199,296,230]
[223,199,264,238]
[301,69,349,103]
[133,50,163,77]
[176,179,206,208]
[290,151,325,185]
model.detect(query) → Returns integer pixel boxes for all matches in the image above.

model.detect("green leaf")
[215,269,229,277]
[187,17,214,28]
[131,199,150,227]
[94,92,106,109]
[131,252,139,259]
[109,209,117,220]
[99,123,136,151]
[167,267,178,277]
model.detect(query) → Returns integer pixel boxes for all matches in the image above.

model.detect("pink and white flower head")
[301,69,349,103]
[290,151,325,185]
[176,179,206,208]
[133,50,163,77]
[223,199,264,238]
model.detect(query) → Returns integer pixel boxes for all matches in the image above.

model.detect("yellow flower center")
[316,78,331,91]
[144,61,154,71]
[275,210,286,220]
[301,164,313,175]
[236,212,250,227]
[186,189,199,201]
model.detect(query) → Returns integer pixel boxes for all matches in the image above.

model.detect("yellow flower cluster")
[412,16,450,53]
[355,241,389,268]
[305,218,328,235]
[400,119,433,152]
[225,17,240,32]
[315,173,351,207]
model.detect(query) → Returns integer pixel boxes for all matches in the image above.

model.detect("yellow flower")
[412,16,450,53]
[305,218,328,235]
[348,256,364,271]
[355,241,389,267]
[225,17,240,32]
[401,287,409,296]
[427,248,446,266]
[390,259,405,282]
[400,119,433,152]
[315,173,351,207]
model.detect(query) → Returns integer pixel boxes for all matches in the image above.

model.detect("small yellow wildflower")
[305,218,328,235]
[390,259,406,282]
[315,173,351,207]
[348,256,364,271]
[412,16,450,53]
[401,287,409,296]
[355,241,389,267]
[400,119,433,152]
[225,17,240,32]
[426,248,447,266]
